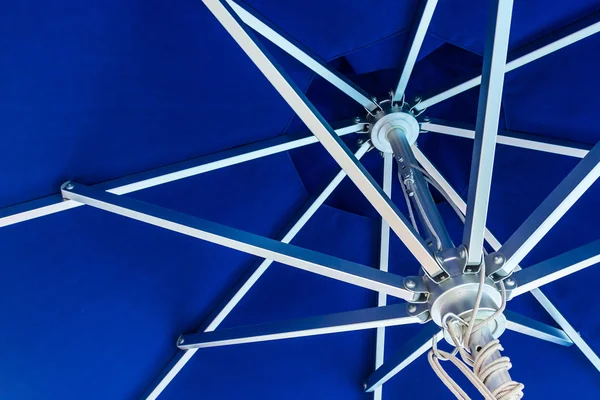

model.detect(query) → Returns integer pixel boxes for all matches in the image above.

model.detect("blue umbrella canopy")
[1,0,600,399]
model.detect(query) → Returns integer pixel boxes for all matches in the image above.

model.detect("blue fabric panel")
[503,33,600,144]
[2,0,600,398]
[429,0,600,55]
[243,0,419,61]
[159,205,379,400]
[0,154,307,399]
[0,0,312,209]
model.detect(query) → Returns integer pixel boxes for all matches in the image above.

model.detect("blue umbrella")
[1,0,600,399]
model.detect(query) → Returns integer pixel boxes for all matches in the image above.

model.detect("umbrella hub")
[367,99,420,153]
[426,272,507,345]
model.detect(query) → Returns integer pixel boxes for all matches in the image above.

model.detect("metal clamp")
[406,302,431,323]
[486,251,510,281]
[404,276,430,303]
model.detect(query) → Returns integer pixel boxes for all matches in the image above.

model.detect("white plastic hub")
[370,111,420,153]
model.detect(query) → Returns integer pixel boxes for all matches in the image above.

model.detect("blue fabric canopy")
[1,0,600,398]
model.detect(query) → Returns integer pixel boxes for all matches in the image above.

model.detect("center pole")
[387,127,454,253]
[385,122,521,398]
[469,324,516,397]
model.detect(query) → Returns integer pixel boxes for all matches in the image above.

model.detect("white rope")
[427,282,524,399]
[474,340,525,400]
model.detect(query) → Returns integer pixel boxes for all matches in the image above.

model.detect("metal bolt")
[354,116,361,123]
[357,139,365,146]
[178,337,185,345]
[363,383,368,390]
[405,279,416,289]
[372,96,378,102]
[423,116,431,122]
[65,183,74,190]
[458,248,466,259]
[505,278,516,287]
[493,255,504,265]
[414,96,421,103]
[408,191,414,197]
[408,304,417,313]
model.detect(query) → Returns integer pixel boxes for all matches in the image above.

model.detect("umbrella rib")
[226,0,378,111]
[504,311,573,347]
[415,11,600,112]
[202,0,446,280]
[0,121,364,229]
[392,0,439,102]
[463,0,513,266]
[524,290,600,372]
[364,322,443,392]
[62,182,418,300]
[374,152,393,400]
[496,140,600,278]
[423,118,593,159]
[413,147,600,373]
[177,303,424,350]
[509,239,600,298]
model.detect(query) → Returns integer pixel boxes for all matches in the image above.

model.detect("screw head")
[178,337,185,345]
[493,255,504,265]
[363,383,368,390]
[458,248,466,259]
[505,278,516,287]
[414,96,422,103]
[408,304,417,313]
[357,139,365,146]
[354,116,361,123]
[405,279,416,289]
[65,183,74,190]
[423,116,431,122]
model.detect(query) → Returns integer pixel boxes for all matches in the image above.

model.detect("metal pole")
[469,325,513,395]
[387,128,454,252]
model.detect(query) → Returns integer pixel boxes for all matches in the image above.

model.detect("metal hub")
[427,273,507,345]
[368,101,420,153]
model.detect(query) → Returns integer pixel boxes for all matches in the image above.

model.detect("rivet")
[65,183,74,190]
[408,304,417,313]
[505,278,516,287]
[405,279,416,289]
[493,255,504,265]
